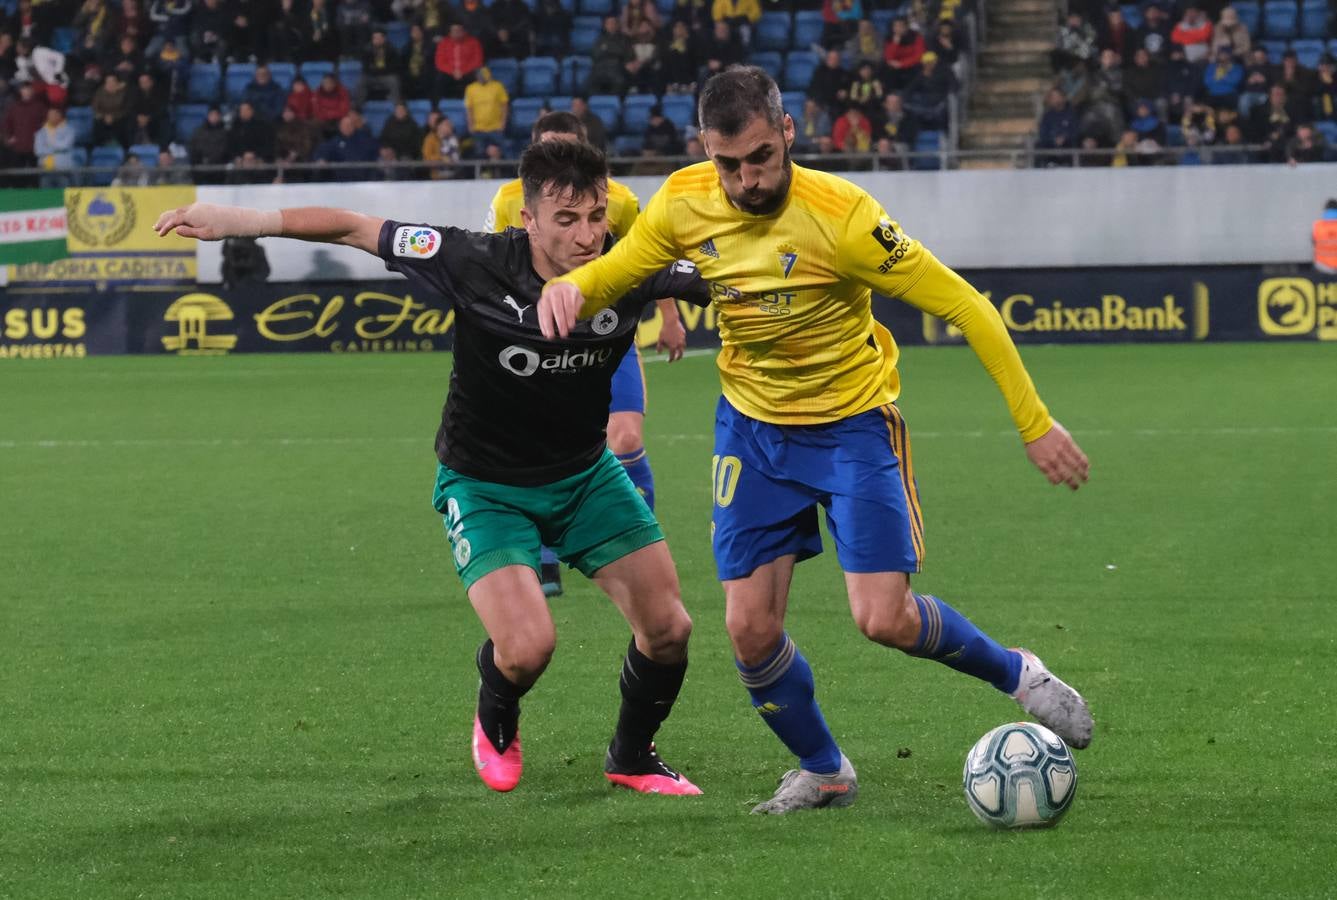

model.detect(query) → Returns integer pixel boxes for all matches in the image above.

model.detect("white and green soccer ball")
[963,721,1077,829]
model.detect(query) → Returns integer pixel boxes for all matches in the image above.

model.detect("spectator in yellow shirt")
[711,0,760,47]
[464,67,509,149]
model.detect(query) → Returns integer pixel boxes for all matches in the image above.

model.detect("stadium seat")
[186,62,222,102]
[911,130,941,170]
[620,94,657,134]
[783,51,820,92]
[223,62,256,103]
[299,60,336,83]
[488,58,520,95]
[361,99,396,134]
[570,17,602,54]
[89,144,125,186]
[654,0,674,15]
[748,51,784,80]
[1261,39,1288,62]
[579,0,614,15]
[612,134,643,156]
[1330,38,1337,57]
[172,103,210,143]
[1291,39,1326,68]
[558,0,576,11]
[49,26,75,53]
[1315,121,1337,145]
[1233,0,1261,34]
[128,143,160,167]
[1119,4,1143,29]
[69,146,88,182]
[338,58,364,90]
[507,97,547,138]
[1165,124,1185,146]
[438,99,469,135]
[871,8,897,36]
[560,56,592,94]
[1262,0,1298,38]
[754,13,793,52]
[407,98,436,127]
[65,106,94,146]
[267,62,297,91]
[520,56,560,97]
[1299,0,1328,38]
[659,94,696,130]
[587,94,622,132]
[781,90,805,116]
[385,20,411,52]
[792,10,825,49]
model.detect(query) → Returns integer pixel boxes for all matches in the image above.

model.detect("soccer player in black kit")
[155,141,711,796]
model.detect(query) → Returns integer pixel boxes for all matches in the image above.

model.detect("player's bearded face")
[522,182,609,277]
[705,113,795,216]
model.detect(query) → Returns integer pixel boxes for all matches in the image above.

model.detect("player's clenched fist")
[1024,421,1090,491]
[538,281,587,339]
[154,203,281,242]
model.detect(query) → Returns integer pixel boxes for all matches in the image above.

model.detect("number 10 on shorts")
[711,454,741,508]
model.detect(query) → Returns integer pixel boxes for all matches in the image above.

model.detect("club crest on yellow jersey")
[777,241,798,278]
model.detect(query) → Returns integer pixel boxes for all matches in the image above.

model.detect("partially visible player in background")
[488,111,688,598]
[155,140,710,798]
[1312,198,1337,275]
[540,66,1094,815]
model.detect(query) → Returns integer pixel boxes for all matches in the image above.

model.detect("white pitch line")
[3,425,1334,451]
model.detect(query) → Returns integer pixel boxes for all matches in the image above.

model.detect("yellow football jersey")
[555,161,1053,440]
[486,176,641,237]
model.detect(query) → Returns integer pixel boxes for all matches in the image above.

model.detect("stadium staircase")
[959,0,1057,167]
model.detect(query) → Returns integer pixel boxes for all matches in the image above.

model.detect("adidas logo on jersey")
[698,238,720,259]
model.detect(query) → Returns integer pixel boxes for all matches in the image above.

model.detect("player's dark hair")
[1327,198,1337,211]
[698,65,785,136]
[520,139,608,208]
[530,110,587,143]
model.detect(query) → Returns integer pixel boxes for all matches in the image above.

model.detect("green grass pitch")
[2,343,1334,899]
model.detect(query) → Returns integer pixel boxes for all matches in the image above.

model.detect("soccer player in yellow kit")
[539,67,1095,814]
[488,111,687,598]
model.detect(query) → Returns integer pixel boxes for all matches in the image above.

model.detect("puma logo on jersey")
[502,294,531,323]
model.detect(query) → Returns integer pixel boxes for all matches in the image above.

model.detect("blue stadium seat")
[438,99,469,135]
[579,0,613,15]
[1262,0,1298,38]
[223,62,256,102]
[558,0,576,11]
[89,144,125,186]
[1299,0,1328,38]
[65,106,94,146]
[781,90,805,116]
[520,56,560,97]
[69,146,88,182]
[570,17,602,54]
[560,56,592,94]
[50,26,76,53]
[507,97,547,138]
[1315,120,1337,145]
[299,60,336,83]
[128,143,160,167]
[612,134,644,156]
[385,20,411,52]
[267,62,297,91]
[1233,0,1261,34]
[588,94,622,132]
[621,94,657,134]
[870,9,896,36]
[338,58,364,89]
[173,103,210,143]
[911,130,941,170]
[654,0,674,16]
[1291,39,1326,68]
[748,51,784,80]
[792,10,824,49]
[1120,4,1143,29]
[1261,39,1288,62]
[488,58,520,95]
[186,62,222,102]
[783,50,820,91]
[407,98,436,127]
[1165,124,1185,146]
[754,13,793,52]
[660,94,696,130]
[362,99,396,134]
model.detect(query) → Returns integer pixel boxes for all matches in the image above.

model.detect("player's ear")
[519,205,536,234]
[782,114,795,150]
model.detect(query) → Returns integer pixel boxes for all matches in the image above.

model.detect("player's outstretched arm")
[154,203,384,254]
[537,281,588,339]
[654,297,687,362]
[1025,421,1089,491]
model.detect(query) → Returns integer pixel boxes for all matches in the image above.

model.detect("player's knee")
[640,605,693,660]
[725,609,784,667]
[495,632,556,683]
[607,421,642,456]
[852,594,919,650]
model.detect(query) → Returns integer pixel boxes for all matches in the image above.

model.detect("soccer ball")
[962,722,1077,829]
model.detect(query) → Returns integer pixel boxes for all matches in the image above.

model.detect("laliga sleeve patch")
[393,226,442,259]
